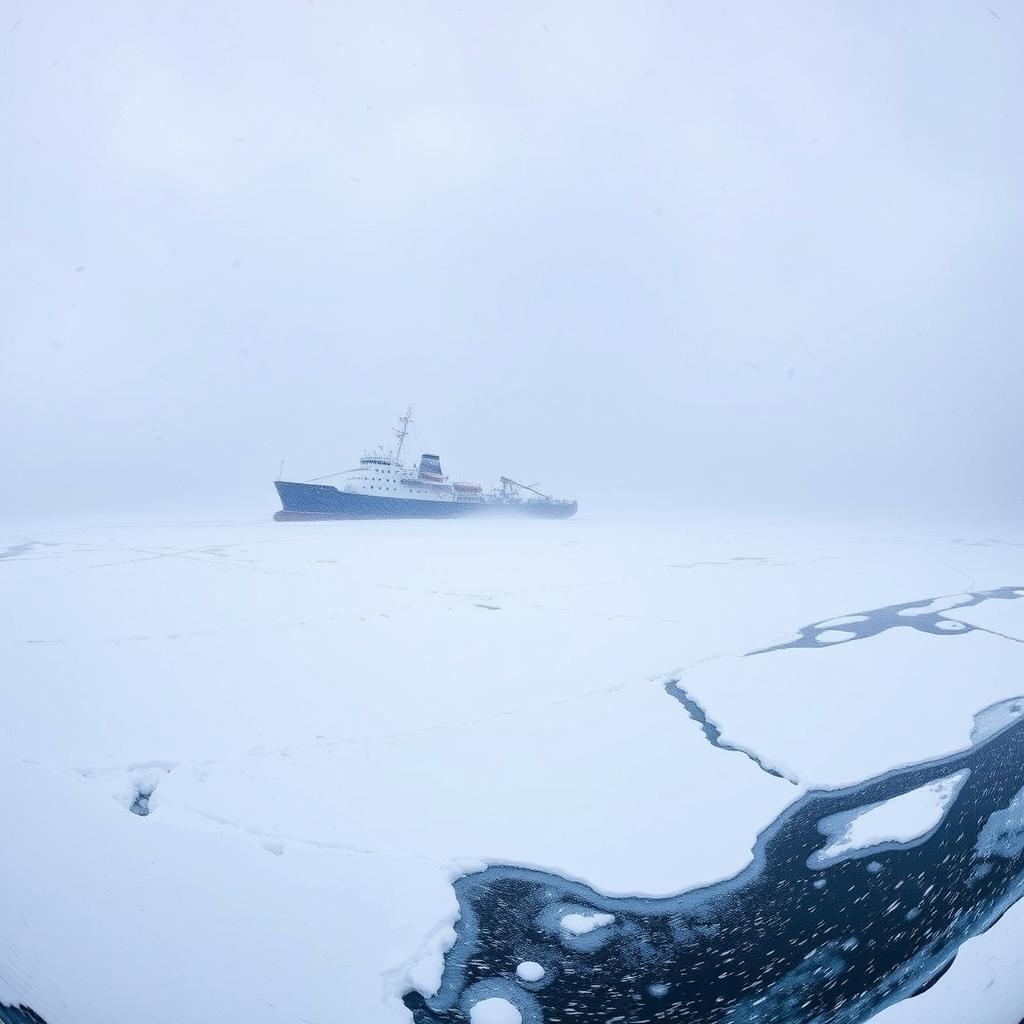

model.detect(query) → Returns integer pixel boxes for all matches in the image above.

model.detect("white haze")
[2,1,1022,524]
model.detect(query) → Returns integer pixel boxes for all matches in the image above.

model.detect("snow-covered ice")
[3,518,1024,1024]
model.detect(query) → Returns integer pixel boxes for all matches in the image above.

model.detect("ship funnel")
[418,454,444,479]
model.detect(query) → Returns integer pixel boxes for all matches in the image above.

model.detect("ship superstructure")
[274,409,577,521]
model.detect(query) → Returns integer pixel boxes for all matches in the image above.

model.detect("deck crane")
[499,476,552,501]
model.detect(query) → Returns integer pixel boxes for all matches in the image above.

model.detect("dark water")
[0,1004,47,1024]
[752,586,1024,653]
[403,588,1024,1024]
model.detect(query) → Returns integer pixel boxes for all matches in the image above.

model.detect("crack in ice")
[663,680,799,785]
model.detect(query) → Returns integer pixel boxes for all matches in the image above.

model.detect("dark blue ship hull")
[274,481,577,520]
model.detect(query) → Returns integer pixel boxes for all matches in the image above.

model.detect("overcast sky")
[2,1,1021,523]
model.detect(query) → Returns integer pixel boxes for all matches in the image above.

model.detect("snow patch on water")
[515,962,545,983]
[470,997,522,1024]
[561,911,615,935]
[815,630,857,644]
[809,771,969,869]
[976,785,1024,860]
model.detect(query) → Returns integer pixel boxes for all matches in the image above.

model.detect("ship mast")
[393,405,413,463]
